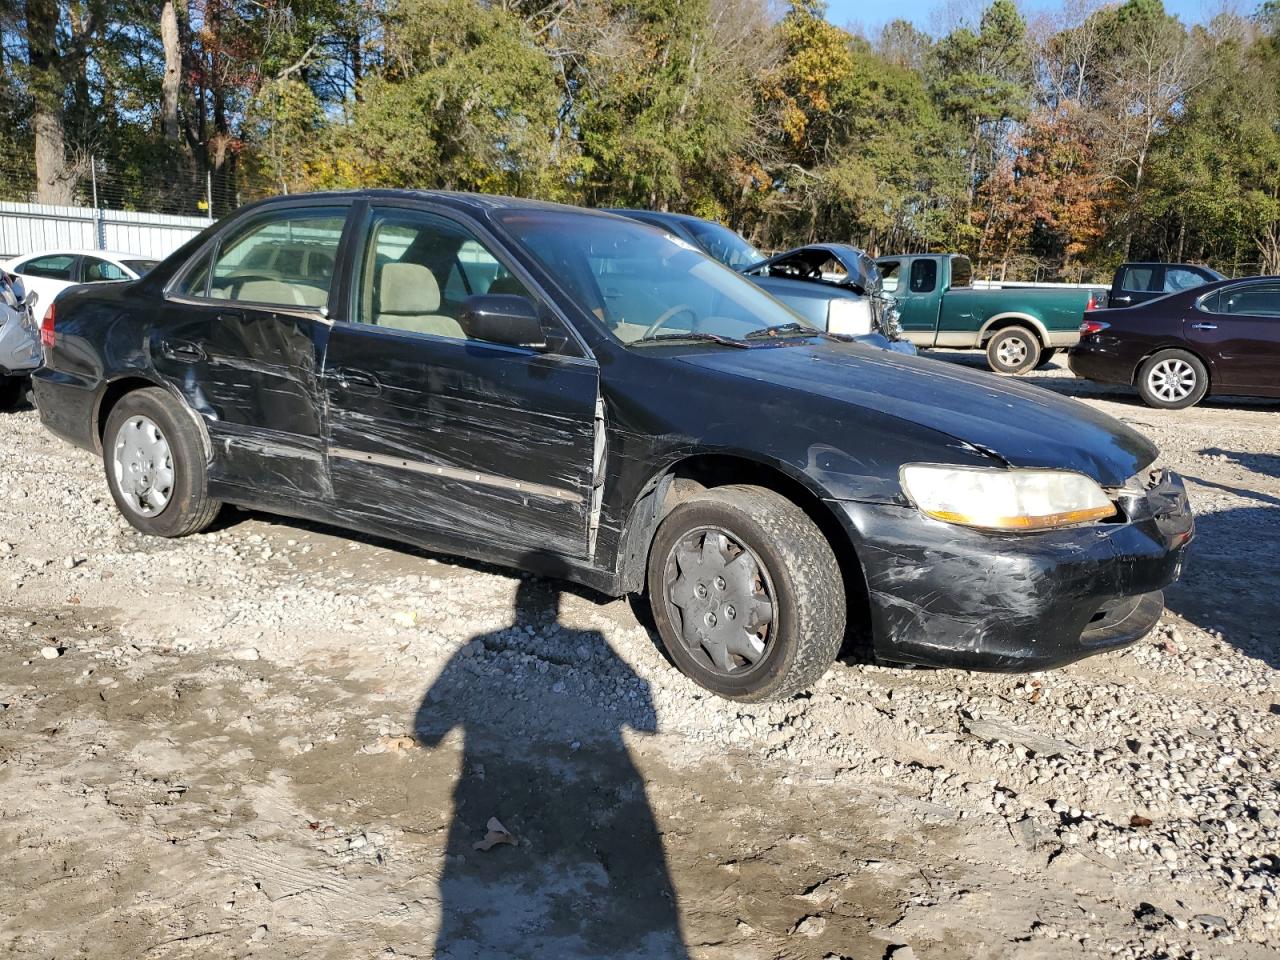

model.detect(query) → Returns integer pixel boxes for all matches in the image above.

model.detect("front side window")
[206,207,346,307]
[84,258,128,282]
[909,259,937,293]
[878,260,901,293]
[683,220,764,271]
[498,210,815,345]
[1164,268,1208,292]
[354,208,533,341]
[20,254,76,280]
[1214,283,1280,318]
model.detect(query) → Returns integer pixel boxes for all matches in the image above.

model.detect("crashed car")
[34,191,1193,702]
[0,270,40,409]
[609,210,913,353]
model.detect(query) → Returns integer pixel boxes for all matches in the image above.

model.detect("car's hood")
[678,343,1157,486]
[745,244,881,295]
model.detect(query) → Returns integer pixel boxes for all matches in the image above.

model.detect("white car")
[0,249,159,313]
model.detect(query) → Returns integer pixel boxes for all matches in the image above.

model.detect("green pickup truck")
[874,253,1103,374]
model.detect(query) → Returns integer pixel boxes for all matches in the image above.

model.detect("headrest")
[380,262,441,313]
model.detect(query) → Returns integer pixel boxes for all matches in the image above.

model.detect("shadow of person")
[413,572,689,959]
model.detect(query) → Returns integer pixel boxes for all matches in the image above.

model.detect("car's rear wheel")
[0,376,24,411]
[1137,350,1208,409]
[986,326,1041,374]
[646,484,845,702]
[103,387,221,537]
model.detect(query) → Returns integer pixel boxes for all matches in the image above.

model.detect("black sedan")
[34,190,1193,701]
[1070,276,1280,408]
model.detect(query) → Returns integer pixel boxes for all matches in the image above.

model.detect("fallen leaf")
[474,817,517,851]
[1130,814,1153,828]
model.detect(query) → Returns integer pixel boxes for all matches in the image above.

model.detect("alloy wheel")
[1148,358,1197,403]
[662,526,776,678]
[997,336,1029,368]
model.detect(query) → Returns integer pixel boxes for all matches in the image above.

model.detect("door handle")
[329,367,382,396]
[1112,295,1131,304]
[159,339,206,362]
[1190,322,1218,331]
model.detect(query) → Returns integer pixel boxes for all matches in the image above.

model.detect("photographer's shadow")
[413,575,688,959]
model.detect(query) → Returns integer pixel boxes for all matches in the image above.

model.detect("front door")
[150,202,350,499]
[878,258,940,344]
[321,203,600,559]
[1188,282,1280,393]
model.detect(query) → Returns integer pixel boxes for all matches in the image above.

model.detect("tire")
[646,484,845,702]
[103,387,221,537]
[1036,347,1058,368]
[0,376,23,411]
[985,326,1041,375]
[1137,349,1209,409]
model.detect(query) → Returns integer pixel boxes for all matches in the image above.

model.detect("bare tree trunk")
[26,0,74,204]
[161,0,182,141]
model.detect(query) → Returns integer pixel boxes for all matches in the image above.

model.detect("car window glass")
[83,258,128,282]
[122,259,158,276]
[209,208,346,307]
[1220,284,1280,317]
[20,254,76,280]
[878,261,901,293]
[950,257,973,288]
[355,209,534,341]
[1164,268,1206,293]
[1121,267,1156,292]
[909,259,937,293]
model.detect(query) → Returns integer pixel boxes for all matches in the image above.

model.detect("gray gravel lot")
[1,358,1277,959]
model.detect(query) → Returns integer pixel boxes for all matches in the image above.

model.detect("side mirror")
[461,294,547,350]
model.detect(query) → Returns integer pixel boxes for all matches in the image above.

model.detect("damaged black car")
[33,191,1194,701]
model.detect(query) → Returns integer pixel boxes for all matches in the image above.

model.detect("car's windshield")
[123,259,159,276]
[683,219,765,271]
[498,211,815,345]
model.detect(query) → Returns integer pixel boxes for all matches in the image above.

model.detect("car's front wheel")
[1137,349,1209,409]
[103,387,222,537]
[646,484,845,702]
[986,326,1041,374]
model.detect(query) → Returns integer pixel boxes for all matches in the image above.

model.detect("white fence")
[0,201,211,261]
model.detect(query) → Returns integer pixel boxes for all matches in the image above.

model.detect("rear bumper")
[1068,341,1137,385]
[31,369,100,451]
[831,471,1194,672]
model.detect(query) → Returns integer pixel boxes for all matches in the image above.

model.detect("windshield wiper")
[743,322,820,340]
[633,331,749,348]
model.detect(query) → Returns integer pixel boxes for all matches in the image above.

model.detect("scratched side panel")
[323,325,598,558]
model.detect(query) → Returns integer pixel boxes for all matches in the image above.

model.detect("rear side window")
[1163,267,1207,293]
[1215,283,1280,317]
[950,256,973,288]
[83,258,128,282]
[1120,266,1157,292]
[205,207,347,308]
[20,254,76,280]
[909,259,937,293]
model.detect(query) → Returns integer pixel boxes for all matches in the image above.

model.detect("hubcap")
[663,527,776,678]
[112,415,174,516]
[997,336,1029,368]
[1148,359,1196,402]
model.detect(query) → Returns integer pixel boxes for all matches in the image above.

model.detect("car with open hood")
[33,191,1193,701]
[608,210,913,353]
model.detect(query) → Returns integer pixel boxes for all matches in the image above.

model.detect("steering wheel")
[641,303,698,340]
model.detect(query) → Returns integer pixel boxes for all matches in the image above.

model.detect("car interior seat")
[376,262,467,338]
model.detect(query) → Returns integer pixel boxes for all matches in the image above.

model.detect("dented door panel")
[322,323,599,558]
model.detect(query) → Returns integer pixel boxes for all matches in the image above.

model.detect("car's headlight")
[900,464,1115,531]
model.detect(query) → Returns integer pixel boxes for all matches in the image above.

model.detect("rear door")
[153,201,351,499]
[1188,282,1280,392]
[321,201,600,559]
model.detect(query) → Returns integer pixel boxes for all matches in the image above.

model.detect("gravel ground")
[1,359,1277,959]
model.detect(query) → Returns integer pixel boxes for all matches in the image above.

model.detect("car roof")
[246,189,629,222]
[14,249,153,260]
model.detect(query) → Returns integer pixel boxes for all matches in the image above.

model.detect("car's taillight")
[1079,319,1110,336]
[39,302,56,348]
[1085,291,1102,311]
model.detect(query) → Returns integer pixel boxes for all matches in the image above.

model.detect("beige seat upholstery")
[236,278,328,308]
[377,262,466,339]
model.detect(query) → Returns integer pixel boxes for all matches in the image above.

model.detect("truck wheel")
[1036,348,1058,368]
[103,387,222,537]
[986,326,1041,375]
[0,376,23,411]
[646,484,845,702]
[1137,350,1208,409]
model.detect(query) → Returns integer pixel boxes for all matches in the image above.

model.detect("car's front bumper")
[831,470,1194,671]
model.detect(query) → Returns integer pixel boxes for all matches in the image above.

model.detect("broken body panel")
[33,190,1192,672]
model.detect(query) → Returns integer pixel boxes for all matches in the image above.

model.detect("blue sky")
[825,0,1214,35]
